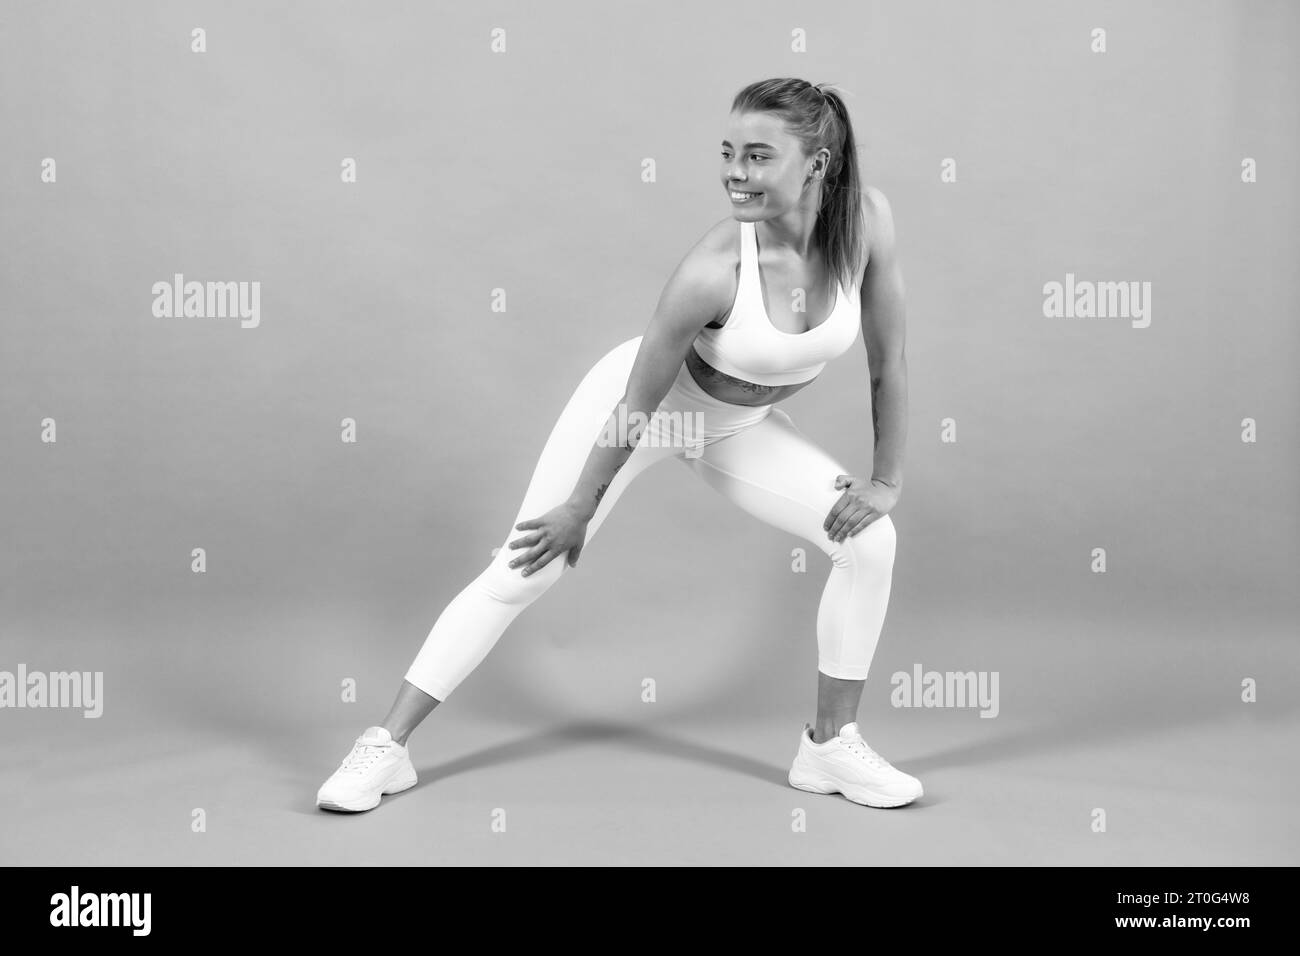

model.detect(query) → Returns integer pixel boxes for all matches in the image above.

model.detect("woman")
[316,77,921,812]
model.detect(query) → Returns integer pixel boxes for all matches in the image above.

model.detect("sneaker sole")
[317,768,418,813]
[788,766,921,809]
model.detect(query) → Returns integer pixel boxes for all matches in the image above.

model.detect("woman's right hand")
[508,500,593,575]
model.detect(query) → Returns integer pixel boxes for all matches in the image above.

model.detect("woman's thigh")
[681,407,895,556]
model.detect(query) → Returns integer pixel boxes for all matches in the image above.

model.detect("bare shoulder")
[694,214,744,279]
[860,185,898,270]
[651,215,742,332]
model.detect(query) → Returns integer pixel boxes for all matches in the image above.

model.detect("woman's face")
[720,110,826,219]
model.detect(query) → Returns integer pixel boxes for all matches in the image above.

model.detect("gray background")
[1,0,1296,865]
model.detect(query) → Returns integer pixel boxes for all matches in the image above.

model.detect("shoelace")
[338,742,387,775]
[840,734,891,771]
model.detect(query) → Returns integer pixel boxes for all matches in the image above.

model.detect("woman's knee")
[478,552,567,605]
[827,513,896,570]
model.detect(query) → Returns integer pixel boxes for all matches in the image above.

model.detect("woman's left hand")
[824,475,898,542]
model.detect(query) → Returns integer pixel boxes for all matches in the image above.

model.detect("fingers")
[841,510,878,540]
[567,543,583,567]
[519,549,558,577]
[508,542,548,571]
[828,503,876,542]
[826,508,853,541]
[823,491,852,534]
[507,528,569,575]
[508,532,543,550]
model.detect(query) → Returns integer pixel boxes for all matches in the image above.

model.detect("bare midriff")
[683,342,816,407]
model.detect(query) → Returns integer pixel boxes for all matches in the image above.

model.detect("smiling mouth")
[729,190,762,202]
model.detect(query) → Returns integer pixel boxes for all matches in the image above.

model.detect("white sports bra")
[691,219,861,386]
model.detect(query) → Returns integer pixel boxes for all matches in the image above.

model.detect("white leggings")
[404,336,897,701]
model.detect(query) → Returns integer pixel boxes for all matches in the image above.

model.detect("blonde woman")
[317,77,920,812]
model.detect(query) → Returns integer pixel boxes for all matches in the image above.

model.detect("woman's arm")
[510,225,732,576]
[567,240,731,519]
[859,187,908,491]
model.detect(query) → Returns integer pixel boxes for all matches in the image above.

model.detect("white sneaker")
[316,726,418,812]
[788,721,923,808]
